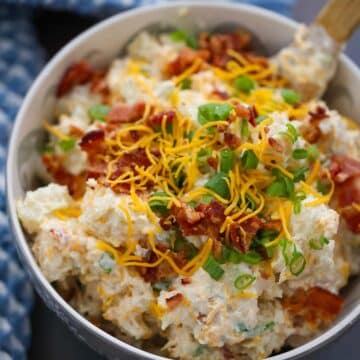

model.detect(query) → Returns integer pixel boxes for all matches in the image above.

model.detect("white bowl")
[6,2,360,359]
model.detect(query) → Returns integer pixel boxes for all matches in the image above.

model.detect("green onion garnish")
[203,254,224,280]
[149,192,169,215]
[229,249,262,264]
[205,172,230,199]
[220,149,234,173]
[281,88,301,105]
[241,150,259,170]
[59,137,76,152]
[152,280,171,291]
[198,103,233,126]
[307,145,319,162]
[266,181,288,197]
[316,179,330,195]
[170,29,198,49]
[180,78,192,90]
[98,252,115,273]
[241,119,249,137]
[292,149,308,159]
[289,250,306,276]
[196,148,212,173]
[309,235,329,250]
[201,194,215,204]
[89,104,110,122]
[234,274,256,290]
[234,75,255,94]
[279,238,293,266]
[280,123,299,144]
[245,193,257,210]
[292,166,309,182]
[255,115,267,124]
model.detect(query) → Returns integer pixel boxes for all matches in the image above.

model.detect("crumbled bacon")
[212,238,223,259]
[283,287,343,327]
[302,106,329,143]
[146,110,176,127]
[234,104,257,127]
[199,31,251,68]
[329,154,360,183]
[165,48,210,77]
[181,278,191,285]
[106,102,145,124]
[262,219,282,232]
[268,137,284,152]
[207,156,219,170]
[229,216,262,253]
[90,69,110,98]
[79,129,105,151]
[224,132,241,149]
[166,293,183,310]
[211,89,230,100]
[69,125,85,138]
[57,61,94,97]
[169,200,226,240]
[42,154,87,199]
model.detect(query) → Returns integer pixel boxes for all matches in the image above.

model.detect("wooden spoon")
[273,0,360,101]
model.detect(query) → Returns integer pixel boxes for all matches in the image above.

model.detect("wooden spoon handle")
[316,0,360,43]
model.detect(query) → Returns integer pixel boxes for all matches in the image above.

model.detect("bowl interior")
[7,3,360,360]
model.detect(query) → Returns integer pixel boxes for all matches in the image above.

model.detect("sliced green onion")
[229,249,262,264]
[203,254,224,280]
[187,201,197,208]
[293,199,301,214]
[245,193,257,210]
[266,180,287,197]
[252,229,279,247]
[292,149,308,159]
[255,115,267,124]
[281,88,301,105]
[99,252,115,273]
[89,104,110,122]
[289,251,306,276]
[241,119,249,137]
[316,179,330,195]
[185,130,195,141]
[59,137,76,152]
[307,145,319,162]
[234,75,255,94]
[217,246,232,264]
[180,78,192,90]
[149,192,169,215]
[196,148,212,173]
[309,235,329,250]
[280,123,299,144]
[237,321,275,336]
[41,144,54,154]
[241,150,259,170]
[201,194,215,204]
[170,29,198,49]
[292,166,309,182]
[220,149,234,173]
[279,238,293,266]
[234,274,256,290]
[205,172,230,199]
[198,103,233,126]
[174,236,198,259]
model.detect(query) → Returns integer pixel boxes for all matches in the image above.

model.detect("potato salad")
[17,29,360,359]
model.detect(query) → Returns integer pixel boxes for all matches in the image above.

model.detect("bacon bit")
[199,31,251,68]
[268,137,284,152]
[147,111,176,127]
[106,102,145,124]
[79,129,105,151]
[211,89,230,100]
[166,293,183,310]
[181,278,191,285]
[69,125,85,138]
[57,61,94,97]
[42,154,87,199]
[262,219,282,232]
[244,53,269,67]
[283,287,343,326]
[229,216,262,253]
[108,148,151,181]
[221,346,235,360]
[166,48,210,77]
[234,104,257,127]
[207,156,219,170]
[90,69,110,98]
[212,238,223,259]
[329,154,360,183]
[159,215,177,231]
[224,132,241,149]
[170,200,226,240]
[197,313,207,324]
[302,106,329,143]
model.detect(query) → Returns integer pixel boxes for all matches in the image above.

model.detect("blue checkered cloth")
[0,1,296,359]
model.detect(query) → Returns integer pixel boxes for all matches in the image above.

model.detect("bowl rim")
[6,2,360,359]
